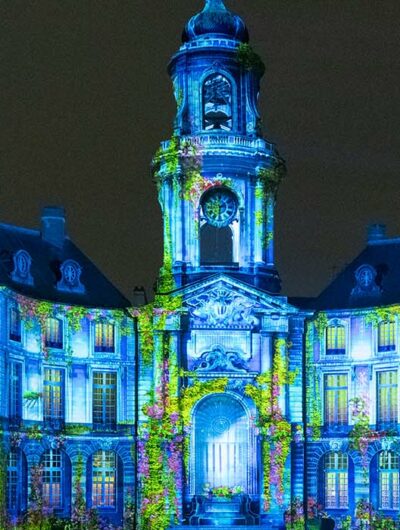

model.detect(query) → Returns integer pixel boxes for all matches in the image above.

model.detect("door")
[193,393,249,494]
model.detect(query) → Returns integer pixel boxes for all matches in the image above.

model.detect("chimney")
[367,223,386,243]
[41,206,66,247]
[132,286,147,307]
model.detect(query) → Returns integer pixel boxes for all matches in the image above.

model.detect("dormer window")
[326,323,346,355]
[45,317,63,349]
[57,259,84,293]
[9,307,21,343]
[94,322,115,353]
[378,319,396,352]
[11,250,33,286]
[203,74,232,131]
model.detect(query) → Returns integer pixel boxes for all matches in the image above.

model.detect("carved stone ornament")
[11,249,33,285]
[381,438,393,452]
[57,259,84,294]
[351,264,380,297]
[193,345,249,373]
[329,439,343,452]
[187,285,259,328]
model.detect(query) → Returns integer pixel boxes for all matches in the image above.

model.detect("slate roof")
[0,222,130,309]
[303,238,400,311]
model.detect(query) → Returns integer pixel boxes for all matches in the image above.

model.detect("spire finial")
[204,0,228,11]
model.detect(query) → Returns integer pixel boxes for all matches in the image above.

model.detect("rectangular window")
[325,452,348,509]
[93,372,117,431]
[9,362,22,422]
[377,371,398,426]
[9,308,21,342]
[326,326,346,355]
[324,374,348,425]
[92,450,116,508]
[379,452,399,510]
[94,322,115,353]
[45,318,63,349]
[378,321,396,352]
[43,368,64,425]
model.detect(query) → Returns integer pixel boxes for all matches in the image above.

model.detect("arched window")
[45,317,63,349]
[203,74,232,131]
[41,449,63,508]
[91,450,117,508]
[200,224,233,264]
[378,319,396,352]
[378,451,399,510]
[326,324,346,355]
[324,452,348,509]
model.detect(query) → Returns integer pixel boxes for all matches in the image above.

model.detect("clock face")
[201,188,238,228]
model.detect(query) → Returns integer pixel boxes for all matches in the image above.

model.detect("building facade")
[1,1,399,529]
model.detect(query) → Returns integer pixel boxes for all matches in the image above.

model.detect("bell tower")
[153,0,285,293]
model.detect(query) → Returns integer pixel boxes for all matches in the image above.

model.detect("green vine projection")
[305,322,322,439]
[245,338,295,510]
[256,164,286,199]
[236,43,265,74]
[10,292,131,359]
[180,377,228,474]
[363,305,400,327]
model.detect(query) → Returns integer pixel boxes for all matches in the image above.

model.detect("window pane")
[326,325,346,354]
[92,450,116,507]
[325,374,348,425]
[377,371,398,425]
[93,372,117,430]
[43,368,64,423]
[41,450,62,509]
[378,320,396,352]
[379,451,399,510]
[9,362,22,421]
[45,318,63,349]
[324,452,348,509]
[10,308,21,342]
[95,322,115,353]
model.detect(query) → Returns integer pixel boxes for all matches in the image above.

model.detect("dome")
[182,0,249,43]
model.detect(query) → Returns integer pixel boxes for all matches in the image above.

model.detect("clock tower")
[153,0,285,293]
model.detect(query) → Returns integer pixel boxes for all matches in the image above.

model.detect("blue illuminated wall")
[2,1,399,530]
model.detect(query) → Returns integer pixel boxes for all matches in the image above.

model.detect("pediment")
[178,274,298,329]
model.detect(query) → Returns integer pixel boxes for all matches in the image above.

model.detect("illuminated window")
[9,307,21,342]
[92,450,116,508]
[326,324,346,355]
[41,449,62,509]
[377,371,398,426]
[203,74,232,131]
[7,450,18,511]
[324,374,348,425]
[325,452,348,509]
[43,368,64,424]
[379,451,399,510]
[93,372,117,431]
[9,362,22,422]
[95,322,115,353]
[378,320,396,352]
[45,318,63,349]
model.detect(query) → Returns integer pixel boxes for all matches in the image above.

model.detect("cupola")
[182,0,249,43]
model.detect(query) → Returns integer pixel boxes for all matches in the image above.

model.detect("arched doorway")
[191,393,250,495]
[200,224,233,264]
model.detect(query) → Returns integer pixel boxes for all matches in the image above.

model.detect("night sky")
[1,0,399,302]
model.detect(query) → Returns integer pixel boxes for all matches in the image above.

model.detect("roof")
[0,222,130,309]
[310,238,400,311]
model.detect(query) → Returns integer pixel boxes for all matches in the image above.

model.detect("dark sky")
[1,0,400,302]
